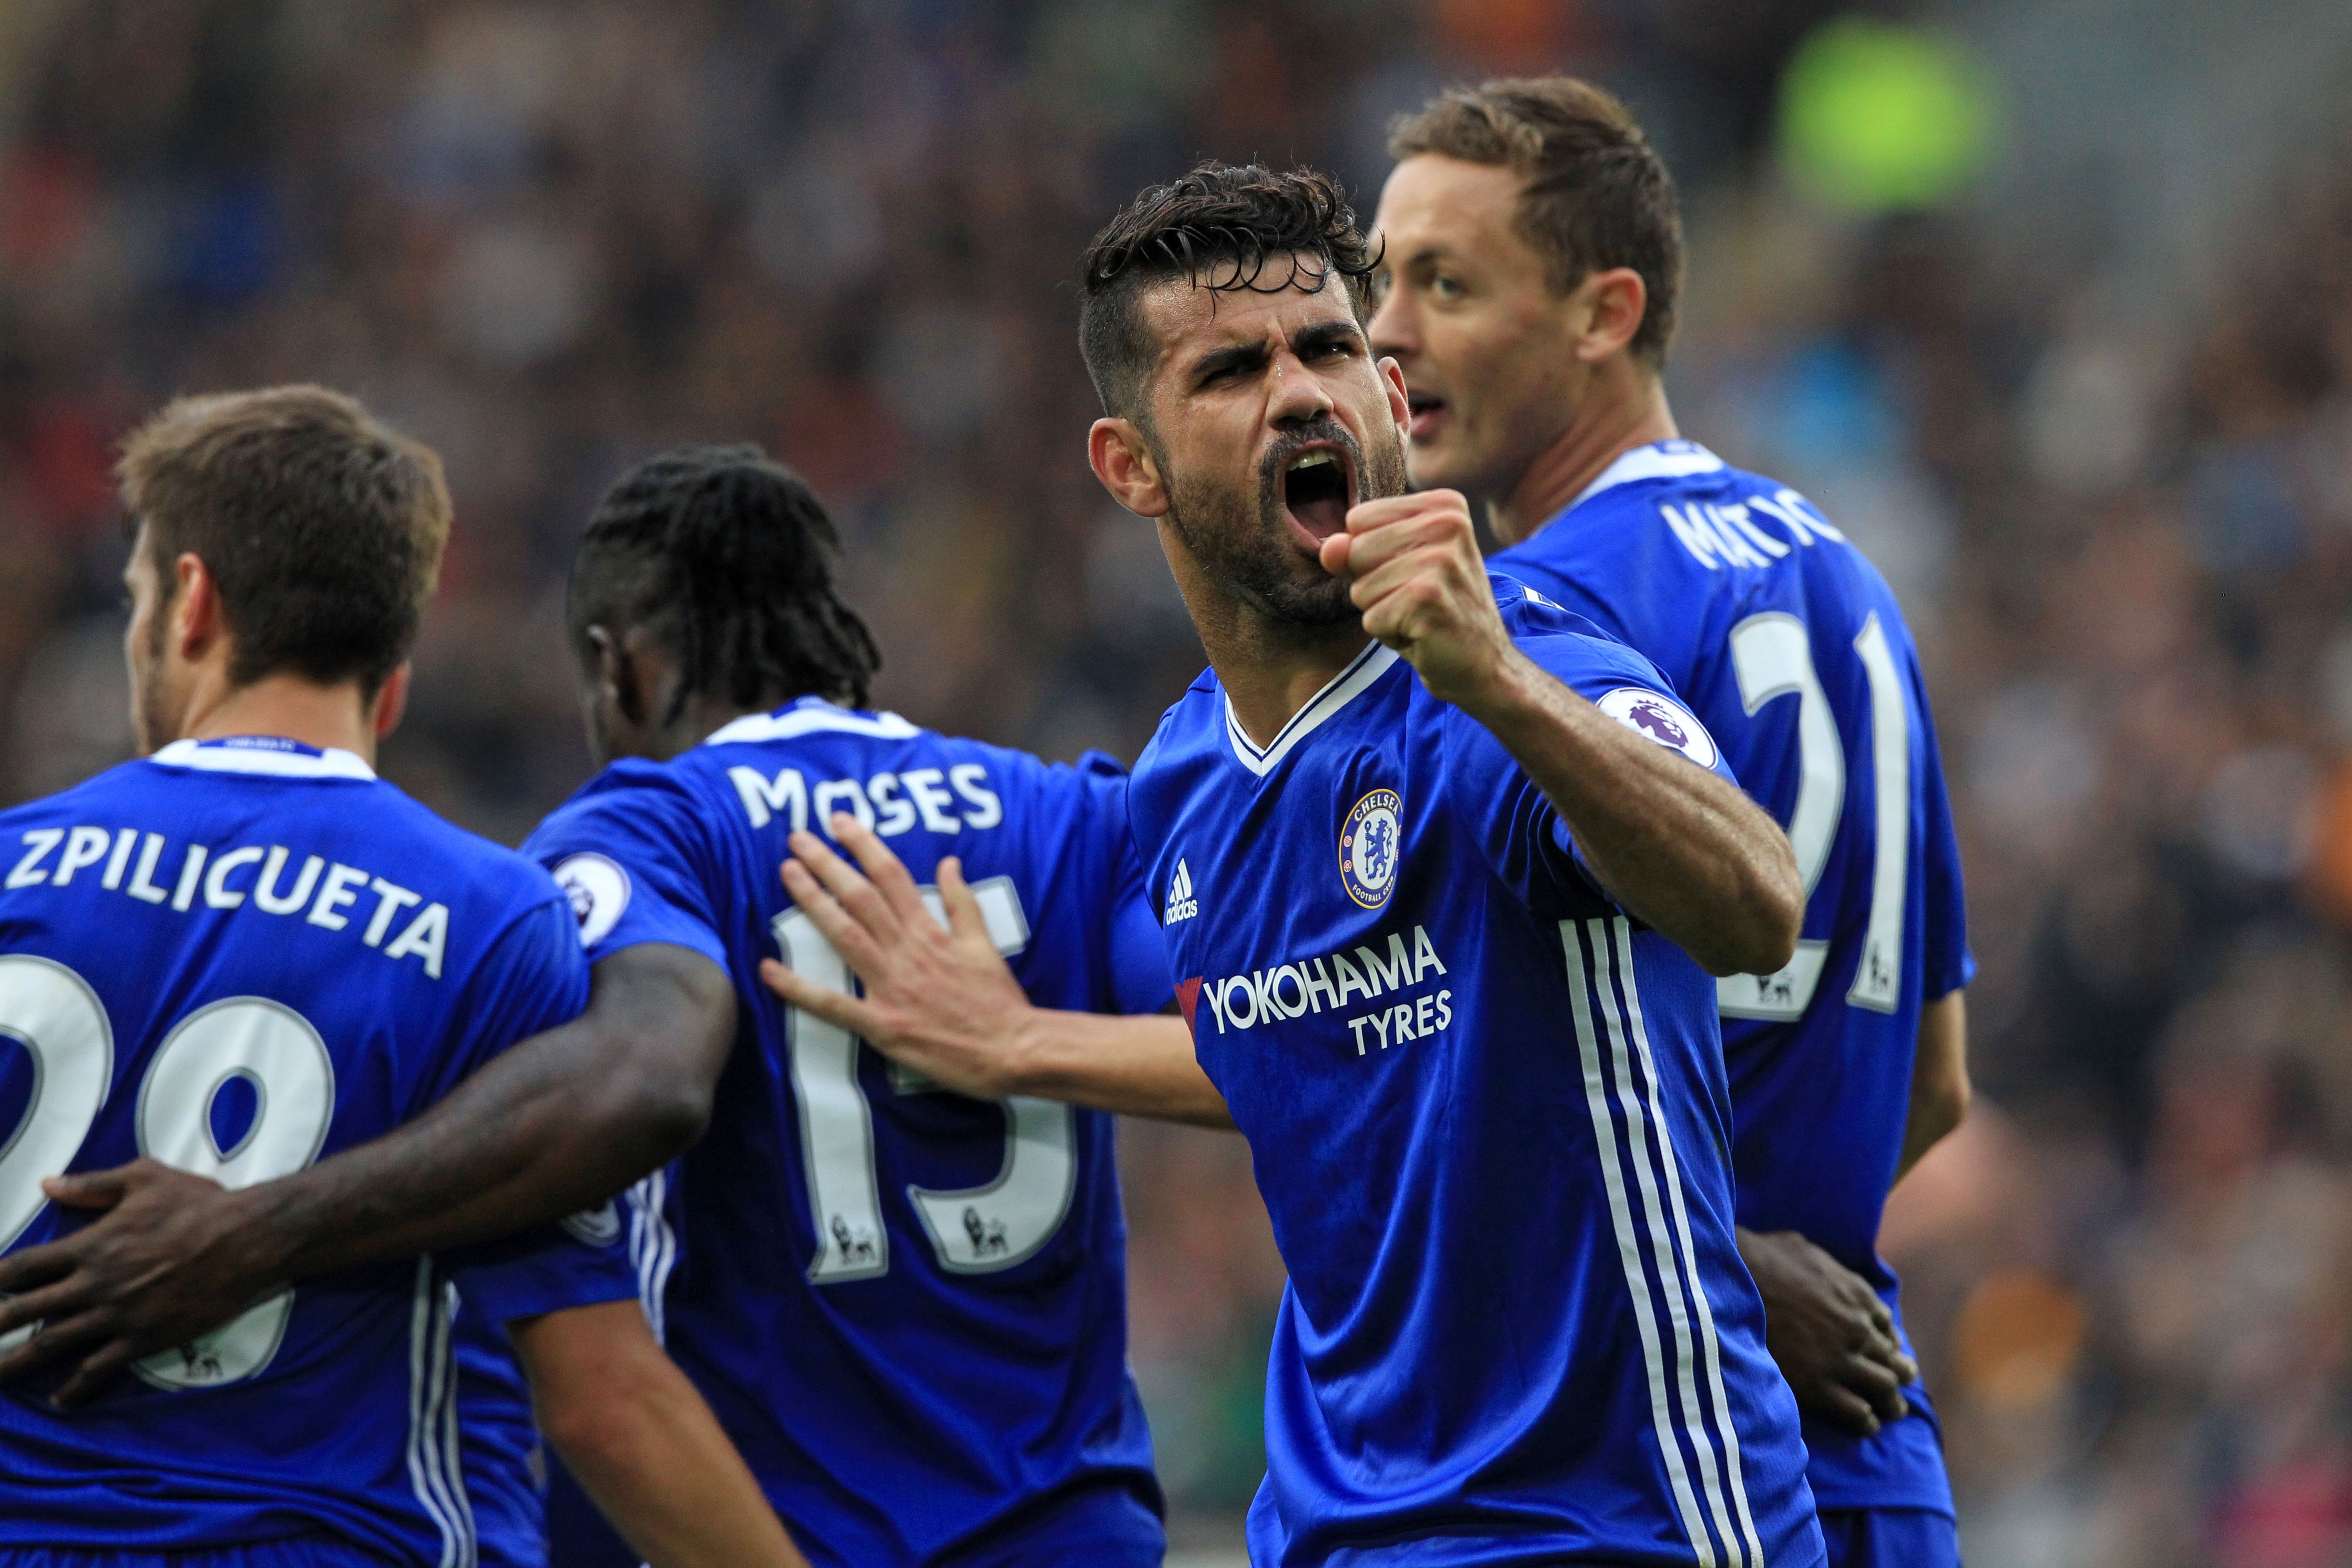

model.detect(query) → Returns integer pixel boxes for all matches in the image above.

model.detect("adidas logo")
[1164,858,1200,925]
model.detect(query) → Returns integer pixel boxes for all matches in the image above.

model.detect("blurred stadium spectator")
[4,2,2352,1561]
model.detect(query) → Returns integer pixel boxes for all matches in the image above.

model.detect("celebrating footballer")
[0,31,1995,1568]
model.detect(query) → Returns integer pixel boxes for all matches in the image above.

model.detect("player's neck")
[1206,617,1376,753]
[676,693,800,754]
[1488,375,1678,548]
[179,671,380,764]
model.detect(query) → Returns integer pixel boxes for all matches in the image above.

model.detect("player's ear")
[1088,417,1168,519]
[618,623,684,730]
[171,552,220,661]
[371,663,411,741]
[584,624,643,726]
[1575,267,1648,363]
[1377,355,1411,437]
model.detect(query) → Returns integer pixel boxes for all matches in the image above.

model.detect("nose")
[1267,345,1335,429]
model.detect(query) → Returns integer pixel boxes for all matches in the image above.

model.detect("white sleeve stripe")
[407,1258,475,1568]
[1586,919,1748,1568]
[437,1279,480,1568]
[630,1170,678,1344]
[1610,917,1766,1567]
[1563,919,1723,1567]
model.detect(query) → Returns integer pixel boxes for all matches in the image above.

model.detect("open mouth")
[1406,392,1446,441]
[1282,446,1355,540]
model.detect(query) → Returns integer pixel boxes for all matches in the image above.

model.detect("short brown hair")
[119,385,451,698]
[1079,161,1378,421]
[1389,77,1684,366]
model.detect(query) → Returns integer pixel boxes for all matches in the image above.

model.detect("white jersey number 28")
[0,956,335,1386]
[1720,611,1910,1020]
[769,878,1078,1284]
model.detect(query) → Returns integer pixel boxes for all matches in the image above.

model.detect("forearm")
[1003,1013,1234,1128]
[227,945,729,1283]
[240,1037,694,1280]
[1463,652,1801,976]
[1896,990,1969,1181]
[523,1305,808,1568]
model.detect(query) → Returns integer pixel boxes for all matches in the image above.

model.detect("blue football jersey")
[0,735,590,1563]
[455,1197,643,1568]
[1129,584,1822,1568]
[520,698,1174,1568]
[1493,440,1974,1515]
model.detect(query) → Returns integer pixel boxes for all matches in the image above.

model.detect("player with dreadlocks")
[8,443,1194,1568]
[561,447,886,761]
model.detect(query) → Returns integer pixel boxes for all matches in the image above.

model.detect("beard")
[129,597,174,755]
[1156,415,1411,629]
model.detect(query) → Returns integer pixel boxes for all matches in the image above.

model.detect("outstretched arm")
[0,943,734,1403]
[519,1299,811,1568]
[1322,489,1801,978]
[761,819,1235,1130]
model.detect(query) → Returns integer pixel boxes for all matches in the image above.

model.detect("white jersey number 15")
[769,879,1077,1284]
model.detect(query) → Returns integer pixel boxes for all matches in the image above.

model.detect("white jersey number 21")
[1720,611,1910,1020]
[770,878,1077,1284]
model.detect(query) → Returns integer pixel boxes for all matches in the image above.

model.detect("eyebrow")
[1188,318,1365,385]
[1293,319,1364,356]
[1190,338,1269,385]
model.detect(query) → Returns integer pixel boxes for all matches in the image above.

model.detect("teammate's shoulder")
[0,753,150,825]
[349,773,566,909]
[527,753,713,864]
[561,752,700,807]
[1518,441,1845,573]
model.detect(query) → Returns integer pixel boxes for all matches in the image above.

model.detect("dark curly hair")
[1078,161,1378,422]
[568,444,881,720]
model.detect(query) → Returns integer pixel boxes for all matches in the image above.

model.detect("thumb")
[41,1168,132,1211]
[1318,531,1355,577]
[935,858,991,948]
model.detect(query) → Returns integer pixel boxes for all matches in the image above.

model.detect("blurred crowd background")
[5,1,2352,1562]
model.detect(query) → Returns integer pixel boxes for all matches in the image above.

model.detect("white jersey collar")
[1222,640,1401,778]
[1564,439,1725,514]
[150,736,376,781]
[702,696,921,747]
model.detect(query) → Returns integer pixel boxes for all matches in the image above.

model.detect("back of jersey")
[0,736,587,1562]
[526,698,1172,1568]
[1494,441,1971,1514]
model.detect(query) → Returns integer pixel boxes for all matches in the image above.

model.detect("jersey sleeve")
[1075,754,1176,1016]
[1443,629,1736,919]
[453,1208,641,1328]
[1911,675,1975,999]
[523,766,729,970]
[412,889,592,1112]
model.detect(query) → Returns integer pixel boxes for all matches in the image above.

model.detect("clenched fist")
[1319,489,1515,710]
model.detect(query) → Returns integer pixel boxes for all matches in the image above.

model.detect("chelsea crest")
[1340,788,1403,908]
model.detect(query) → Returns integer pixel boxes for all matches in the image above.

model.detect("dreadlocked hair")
[570,444,881,720]
[1078,161,1379,420]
